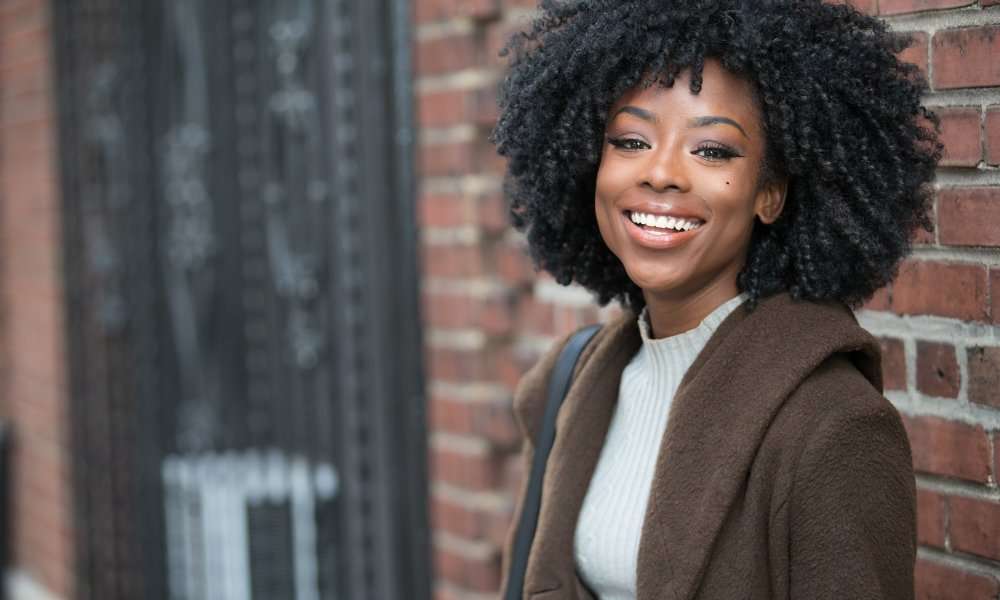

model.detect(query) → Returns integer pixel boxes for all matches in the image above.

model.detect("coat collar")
[524,292,881,600]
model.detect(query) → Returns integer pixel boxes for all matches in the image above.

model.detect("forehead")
[608,60,761,130]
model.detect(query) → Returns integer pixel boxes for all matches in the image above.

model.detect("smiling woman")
[491,1,941,599]
[595,62,786,337]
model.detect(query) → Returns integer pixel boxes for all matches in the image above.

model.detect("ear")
[754,178,787,225]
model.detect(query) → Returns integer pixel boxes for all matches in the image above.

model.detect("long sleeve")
[788,400,917,599]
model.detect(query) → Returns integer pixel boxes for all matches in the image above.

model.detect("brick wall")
[0,0,74,598]
[848,2,1000,597]
[415,1,1000,599]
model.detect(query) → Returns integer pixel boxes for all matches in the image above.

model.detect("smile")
[627,211,704,232]
[621,210,704,249]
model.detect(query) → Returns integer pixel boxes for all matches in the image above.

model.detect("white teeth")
[629,211,702,232]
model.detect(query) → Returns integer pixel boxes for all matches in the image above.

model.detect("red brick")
[992,269,1000,324]
[985,0,1000,5]
[897,32,929,77]
[430,494,506,542]
[493,241,535,286]
[967,346,1000,409]
[915,489,946,548]
[915,559,999,600]
[418,88,474,128]
[0,28,50,70]
[863,285,891,311]
[484,19,523,69]
[478,142,507,176]
[434,545,501,592]
[0,4,74,595]
[879,0,972,14]
[422,243,484,278]
[554,305,601,338]
[938,187,1000,247]
[878,337,907,392]
[518,296,556,336]
[430,395,520,451]
[490,344,535,391]
[995,432,1000,487]
[986,107,1000,166]
[932,26,1000,90]
[419,138,505,178]
[415,33,479,76]
[950,497,1000,561]
[428,347,489,382]
[480,295,516,335]
[430,446,502,490]
[936,108,982,167]
[891,260,989,321]
[429,395,476,435]
[901,415,992,483]
[415,0,500,24]
[472,81,500,126]
[419,193,474,228]
[911,219,936,245]
[424,290,481,329]
[499,0,537,9]
[424,288,514,334]
[419,140,476,177]
[476,192,508,234]
[915,341,960,398]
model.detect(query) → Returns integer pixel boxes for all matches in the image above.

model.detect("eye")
[607,137,650,151]
[693,142,741,161]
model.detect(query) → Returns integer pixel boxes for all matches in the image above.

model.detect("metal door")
[52,1,428,599]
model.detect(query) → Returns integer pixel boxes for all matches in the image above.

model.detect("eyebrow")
[613,106,750,139]
[689,115,749,139]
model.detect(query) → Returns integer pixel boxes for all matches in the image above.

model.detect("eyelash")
[606,137,741,161]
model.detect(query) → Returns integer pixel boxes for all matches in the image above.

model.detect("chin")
[622,262,689,295]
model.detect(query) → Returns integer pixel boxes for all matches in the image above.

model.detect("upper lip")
[621,201,708,223]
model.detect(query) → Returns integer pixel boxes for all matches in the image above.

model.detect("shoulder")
[792,354,907,446]
[510,311,634,445]
[769,354,914,508]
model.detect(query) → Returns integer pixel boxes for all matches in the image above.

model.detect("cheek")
[702,176,760,245]
[594,162,624,228]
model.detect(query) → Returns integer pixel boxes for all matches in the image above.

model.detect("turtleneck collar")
[636,293,749,370]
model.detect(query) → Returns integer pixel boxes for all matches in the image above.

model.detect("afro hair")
[491,0,942,311]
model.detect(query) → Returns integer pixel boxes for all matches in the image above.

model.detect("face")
[595,59,786,307]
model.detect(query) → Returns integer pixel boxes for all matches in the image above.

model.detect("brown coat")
[499,292,916,600]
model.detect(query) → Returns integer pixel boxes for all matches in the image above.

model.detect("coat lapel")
[522,292,880,600]
[635,293,880,600]
[524,314,640,597]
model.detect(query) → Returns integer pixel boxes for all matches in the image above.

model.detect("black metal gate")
[52,1,428,599]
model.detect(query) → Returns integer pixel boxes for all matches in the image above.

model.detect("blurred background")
[0,0,997,599]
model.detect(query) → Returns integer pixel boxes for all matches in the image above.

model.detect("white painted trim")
[883,5,1000,35]
[4,570,63,600]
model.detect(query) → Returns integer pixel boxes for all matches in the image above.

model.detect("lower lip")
[622,212,703,249]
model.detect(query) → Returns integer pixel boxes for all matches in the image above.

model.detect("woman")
[492,1,940,599]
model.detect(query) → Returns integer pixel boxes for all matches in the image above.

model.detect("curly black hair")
[491,0,941,312]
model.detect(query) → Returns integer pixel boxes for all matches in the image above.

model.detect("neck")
[642,278,741,339]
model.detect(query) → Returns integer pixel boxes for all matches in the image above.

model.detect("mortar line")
[917,546,1000,579]
[916,472,1000,501]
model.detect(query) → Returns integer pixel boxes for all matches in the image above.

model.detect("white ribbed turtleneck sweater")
[573,293,748,599]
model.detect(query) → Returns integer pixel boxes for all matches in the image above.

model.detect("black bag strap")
[504,323,602,600]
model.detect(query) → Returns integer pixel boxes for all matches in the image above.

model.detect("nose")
[641,143,691,193]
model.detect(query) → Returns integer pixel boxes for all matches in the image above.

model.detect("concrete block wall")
[415,1,1000,599]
